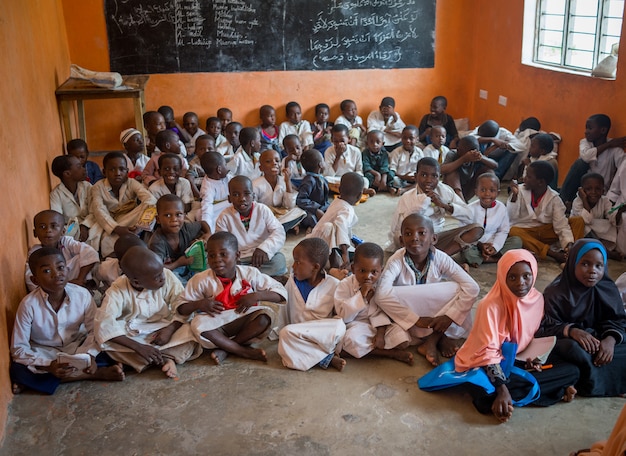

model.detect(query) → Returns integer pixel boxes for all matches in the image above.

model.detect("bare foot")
[562,385,577,402]
[12,383,23,394]
[94,363,126,382]
[330,354,346,371]
[161,359,178,379]
[495,404,514,423]
[417,338,441,366]
[210,349,229,365]
[438,335,464,358]
[386,349,414,366]
[239,347,267,362]
[364,188,376,197]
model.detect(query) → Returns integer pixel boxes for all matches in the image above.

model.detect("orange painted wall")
[0,0,71,441]
[468,1,626,182]
[61,0,475,151]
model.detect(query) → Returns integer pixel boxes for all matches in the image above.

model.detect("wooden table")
[55,74,149,145]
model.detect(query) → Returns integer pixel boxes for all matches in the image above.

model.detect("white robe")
[389,146,423,177]
[174,266,287,348]
[226,147,261,180]
[278,120,314,148]
[278,274,346,371]
[377,248,479,339]
[149,177,194,205]
[571,195,617,245]
[199,175,231,233]
[216,203,286,259]
[334,275,407,358]
[323,144,365,180]
[468,199,511,252]
[252,175,306,226]
[366,111,406,146]
[307,198,357,250]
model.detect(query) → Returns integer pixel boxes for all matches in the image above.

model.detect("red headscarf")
[455,249,544,371]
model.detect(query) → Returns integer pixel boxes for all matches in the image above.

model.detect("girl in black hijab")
[538,239,626,396]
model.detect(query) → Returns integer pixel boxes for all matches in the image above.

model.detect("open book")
[57,353,91,370]
[515,336,557,364]
[185,240,207,272]
[135,205,157,231]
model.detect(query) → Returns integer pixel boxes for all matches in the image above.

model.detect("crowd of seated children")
[367,97,406,150]
[571,173,621,260]
[120,128,148,181]
[335,242,414,365]
[175,232,286,365]
[67,139,104,184]
[422,125,451,165]
[148,195,211,285]
[216,176,287,277]
[311,103,334,155]
[282,134,306,189]
[388,157,482,256]
[227,126,261,180]
[25,210,99,292]
[441,135,498,202]
[462,173,522,269]
[560,114,626,209]
[418,96,459,148]
[296,149,330,232]
[278,238,346,371]
[362,130,392,194]
[508,161,585,264]
[470,120,525,180]
[95,246,202,379]
[279,102,313,151]
[335,99,366,148]
[253,149,306,233]
[388,125,423,194]
[258,105,280,153]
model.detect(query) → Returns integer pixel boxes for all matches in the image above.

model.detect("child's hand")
[609,136,626,149]
[429,315,453,333]
[133,343,164,365]
[482,243,496,256]
[524,357,543,372]
[150,324,177,346]
[235,293,258,314]
[46,360,77,379]
[79,225,90,242]
[196,298,225,316]
[464,150,482,162]
[577,186,588,202]
[570,328,600,354]
[315,209,325,220]
[282,167,292,181]
[374,327,386,350]
[509,180,519,196]
[251,248,269,268]
[199,231,212,243]
[360,283,375,301]
[594,336,616,366]
[328,268,349,280]
[415,317,433,328]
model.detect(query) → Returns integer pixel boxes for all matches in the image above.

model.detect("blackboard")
[105,0,436,74]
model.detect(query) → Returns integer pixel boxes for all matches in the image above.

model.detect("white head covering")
[120,128,141,145]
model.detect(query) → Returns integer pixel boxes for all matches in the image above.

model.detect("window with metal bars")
[527,0,623,77]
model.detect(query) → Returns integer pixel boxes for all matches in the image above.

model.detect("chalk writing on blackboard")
[105,0,435,74]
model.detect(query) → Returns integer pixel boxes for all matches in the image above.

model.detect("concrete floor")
[3,191,626,455]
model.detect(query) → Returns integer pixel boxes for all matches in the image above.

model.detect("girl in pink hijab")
[455,249,579,422]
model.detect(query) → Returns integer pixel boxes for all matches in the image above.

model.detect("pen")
[527,364,553,371]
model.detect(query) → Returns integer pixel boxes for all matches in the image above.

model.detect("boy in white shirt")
[335,99,366,148]
[278,101,313,150]
[378,214,480,366]
[216,176,287,277]
[367,96,406,150]
[182,111,206,156]
[389,125,424,192]
[199,151,231,233]
[226,127,262,180]
[422,125,451,164]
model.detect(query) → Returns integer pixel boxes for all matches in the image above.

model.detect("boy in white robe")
[278,238,346,371]
[148,154,195,214]
[278,102,314,150]
[389,125,424,191]
[253,149,306,232]
[199,151,231,233]
[25,210,100,292]
[12,248,124,395]
[216,176,287,277]
[323,124,373,194]
[387,157,482,255]
[175,232,286,365]
[461,173,522,268]
[334,243,413,364]
[378,214,480,366]
[421,125,451,165]
[95,247,202,378]
[226,127,262,180]
[366,96,406,149]
[308,172,362,270]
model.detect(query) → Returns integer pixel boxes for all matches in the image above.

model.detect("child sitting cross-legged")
[278,238,347,371]
[175,232,287,365]
[216,175,287,277]
[149,153,195,214]
[199,151,231,233]
[25,210,100,292]
[334,242,414,365]
[378,214,480,366]
[95,247,202,379]
[461,173,522,269]
[11,248,125,395]
[508,161,585,264]
[253,149,307,233]
[296,149,330,232]
[148,195,211,285]
[308,172,363,270]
